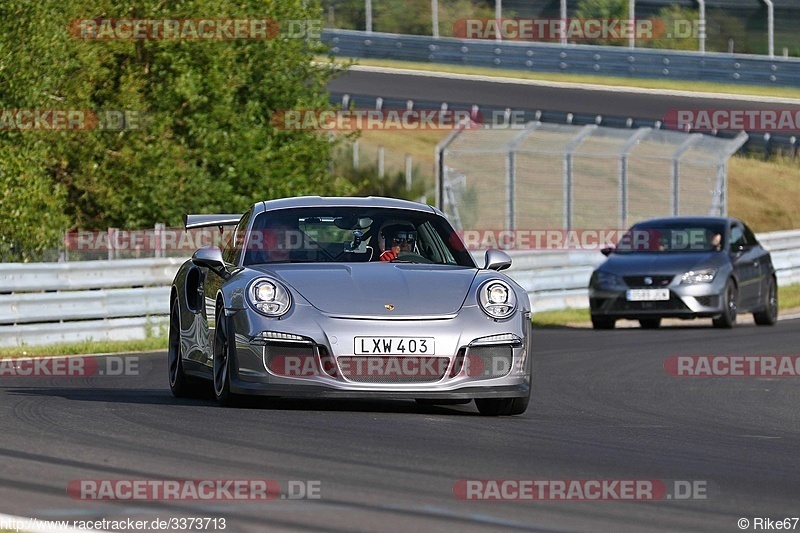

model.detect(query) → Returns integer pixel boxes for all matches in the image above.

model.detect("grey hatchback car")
[589,217,777,329]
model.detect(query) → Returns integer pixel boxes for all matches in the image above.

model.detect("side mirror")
[484,249,512,271]
[192,246,228,276]
[601,247,614,257]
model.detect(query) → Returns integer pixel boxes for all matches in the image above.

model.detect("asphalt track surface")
[1,321,799,532]
[327,69,800,120]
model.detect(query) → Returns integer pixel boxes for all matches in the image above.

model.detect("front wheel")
[712,279,737,329]
[213,308,238,406]
[753,277,778,326]
[591,316,616,330]
[475,395,529,416]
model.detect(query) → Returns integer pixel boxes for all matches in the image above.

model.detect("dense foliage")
[0,0,353,261]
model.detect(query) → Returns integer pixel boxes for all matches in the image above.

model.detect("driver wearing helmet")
[379,223,417,261]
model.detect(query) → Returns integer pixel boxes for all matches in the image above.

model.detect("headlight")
[681,269,717,284]
[590,270,624,288]
[248,278,292,317]
[478,280,517,319]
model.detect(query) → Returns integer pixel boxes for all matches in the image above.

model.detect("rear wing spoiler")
[184,213,242,230]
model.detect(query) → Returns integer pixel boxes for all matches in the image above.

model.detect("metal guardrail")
[0,259,182,348]
[2,232,799,347]
[324,29,800,87]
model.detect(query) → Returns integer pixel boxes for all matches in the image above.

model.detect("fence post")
[671,134,703,216]
[405,154,412,191]
[620,128,652,228]
[563,125,598,230]
[353,139,359,170]
[435,121,468,211]
[506,122,541,231]
[378,145,385,178]
[107,228,115,261]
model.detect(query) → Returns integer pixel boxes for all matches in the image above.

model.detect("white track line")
[348,64,800,105]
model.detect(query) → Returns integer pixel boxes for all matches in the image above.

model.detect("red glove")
[380,250,398,261]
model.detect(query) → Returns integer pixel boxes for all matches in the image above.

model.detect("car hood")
[600,251,722,275]
[251,263,478,317]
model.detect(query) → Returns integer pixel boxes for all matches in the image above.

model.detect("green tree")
[648,5,700,52]
[0,0,352,260]
[575,0,628,46]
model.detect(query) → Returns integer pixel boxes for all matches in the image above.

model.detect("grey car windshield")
[237,208,475,266]
[615,222,727,253]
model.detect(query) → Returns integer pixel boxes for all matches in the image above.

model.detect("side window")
[223,210,250,265]
[729,224,745,251]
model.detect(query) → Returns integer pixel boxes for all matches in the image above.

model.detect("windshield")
[240,207,475,267]
[614,222,726,253]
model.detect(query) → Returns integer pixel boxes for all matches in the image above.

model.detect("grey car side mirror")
[192,246,228,277]
[484,249,512,271]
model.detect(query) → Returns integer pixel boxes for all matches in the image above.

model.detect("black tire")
[213,307,238,407]
[475,395,529,416]
[639,318,662,329]
[168,298,204,398]
[712,279,738,329]
[591,316,616,330]
[753,276,778,326]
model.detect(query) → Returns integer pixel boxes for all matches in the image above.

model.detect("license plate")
[354,337,434,355]
[626,289,670,301]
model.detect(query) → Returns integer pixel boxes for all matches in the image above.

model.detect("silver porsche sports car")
[168,196,532,416]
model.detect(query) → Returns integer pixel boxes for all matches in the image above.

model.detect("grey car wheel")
[213,308,237,406]
[712,279,737,328]
[168,298,203,398]
[591,316,616,330]
[475,385,530,416]
[753,276,778,326]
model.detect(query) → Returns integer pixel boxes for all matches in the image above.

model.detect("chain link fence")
[437,122,748,232]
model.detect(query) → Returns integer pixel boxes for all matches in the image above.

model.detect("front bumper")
[226,303,532,398]
[589,278,726,320]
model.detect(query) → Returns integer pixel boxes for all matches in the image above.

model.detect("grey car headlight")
[590,270,624,288]
[248,278,292,317]
[478,280,517,319]
[681,269,717,285]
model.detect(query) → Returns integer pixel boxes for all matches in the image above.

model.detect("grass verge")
[531,283,800,327]
[0,336,167,359]
[333,57,800,100]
